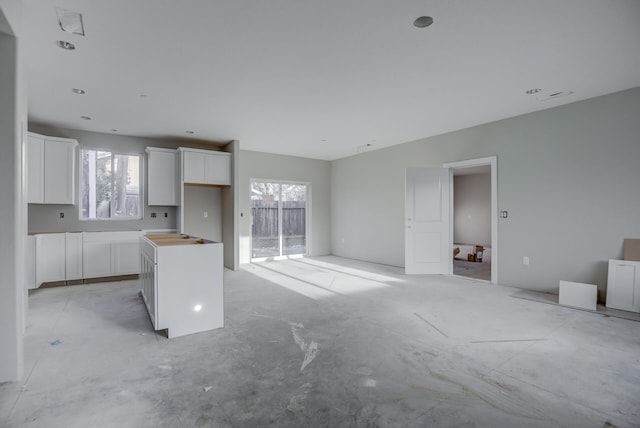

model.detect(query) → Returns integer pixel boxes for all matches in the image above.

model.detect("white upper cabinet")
[205,151,231,185]
[179,147,231,186]
[27,135,44,204]
[182,149,206,183]
[27,132,77,205]
[146,147,179,206]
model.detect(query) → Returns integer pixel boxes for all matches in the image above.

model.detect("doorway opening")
[444,157,497,284]
[250,180,309,261]
[451,166,491,281]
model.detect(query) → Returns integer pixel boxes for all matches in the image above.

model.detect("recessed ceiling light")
[526,88,542,94]
[413,16,434,28]
[185,131,195,134]
[56,40,76,50]
[56,8,85,36]
[80,116,91,120]
[72,88,85,94]
[321,139,327,142]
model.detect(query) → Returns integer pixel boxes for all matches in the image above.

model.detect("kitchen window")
[79,149,142,220]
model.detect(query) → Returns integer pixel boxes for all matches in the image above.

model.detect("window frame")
[78,147,144,221]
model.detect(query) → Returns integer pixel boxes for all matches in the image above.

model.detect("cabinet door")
[112,241,141,275]
[35,234,66,286]
[83,241,113,278]
[183,151,206,184]
[44,139,75,204]
[148,149,178,205]
[205,152,231,185]
[607,260,640,313]
[27,135,44,204]
[65,233,83,280]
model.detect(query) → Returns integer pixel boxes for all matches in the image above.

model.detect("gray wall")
[454,173,491,246]
[331,88,640,299]
[222,140,239,269]
[183,185,222,242]
[239,150,331,264]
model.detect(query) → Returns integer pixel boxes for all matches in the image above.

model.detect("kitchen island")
[139,233,224,338]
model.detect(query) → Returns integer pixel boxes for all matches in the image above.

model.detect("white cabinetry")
[27,132,77,204]
[65,233,83,281]
[179,147,231,186]
[140,234,224,338]
[607,259,640,313]
[27,136,44,204]
[35,234,66,286]
[146,147,179,206]
[83,231,143,279]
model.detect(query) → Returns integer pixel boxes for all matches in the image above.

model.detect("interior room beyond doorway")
[452,165,492,281]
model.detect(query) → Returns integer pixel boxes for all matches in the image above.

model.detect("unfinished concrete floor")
[1,256,638,427]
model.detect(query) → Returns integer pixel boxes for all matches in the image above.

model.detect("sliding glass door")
[251,181,308,259]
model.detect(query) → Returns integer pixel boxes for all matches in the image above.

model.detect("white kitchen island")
[139,234,224,338]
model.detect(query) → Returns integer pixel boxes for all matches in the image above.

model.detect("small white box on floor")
[559,280,597,311]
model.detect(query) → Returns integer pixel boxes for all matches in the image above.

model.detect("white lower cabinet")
[607,259,640,313]
[35,234,66,286]
[31,231,144,288]
[65,233,83,281]
[33,233,83,288]
[83,240,113,278]
[83,231,143,279]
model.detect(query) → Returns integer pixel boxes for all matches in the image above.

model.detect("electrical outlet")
[204,211,208,218]
[151,212,157,218]
[523,256,530,265]
[164,212,168,218]
[59,212,64,219]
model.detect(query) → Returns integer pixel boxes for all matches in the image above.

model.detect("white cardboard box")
[559,280,598,311]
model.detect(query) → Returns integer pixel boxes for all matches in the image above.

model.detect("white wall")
[454,173,491,246]
[332,88,640,300]
[0,1,25,382]
[239,150,331,264]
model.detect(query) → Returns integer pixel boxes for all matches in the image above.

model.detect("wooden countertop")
[145,233,207,246]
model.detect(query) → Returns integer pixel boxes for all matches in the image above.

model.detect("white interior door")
[405,168,450,274]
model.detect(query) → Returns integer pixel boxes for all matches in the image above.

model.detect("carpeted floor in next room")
[1,256,638,427]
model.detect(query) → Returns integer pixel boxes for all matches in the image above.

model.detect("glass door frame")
[250,178,311,262]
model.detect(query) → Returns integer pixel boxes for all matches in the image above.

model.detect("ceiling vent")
[536,90,574,102]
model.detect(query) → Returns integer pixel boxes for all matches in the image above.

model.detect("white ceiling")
[21,1,640,161]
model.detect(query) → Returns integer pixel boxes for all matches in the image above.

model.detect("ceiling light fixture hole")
[56,40,76,50]
[80,116,91,120]
[72,88,85,94]
[413,16,434,28]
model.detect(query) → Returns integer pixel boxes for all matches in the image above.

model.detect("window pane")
[251,182,280,258]
[95,151,112,218]
[282,184,306,256]
[113,154,140,218]
[79,149,141,220]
